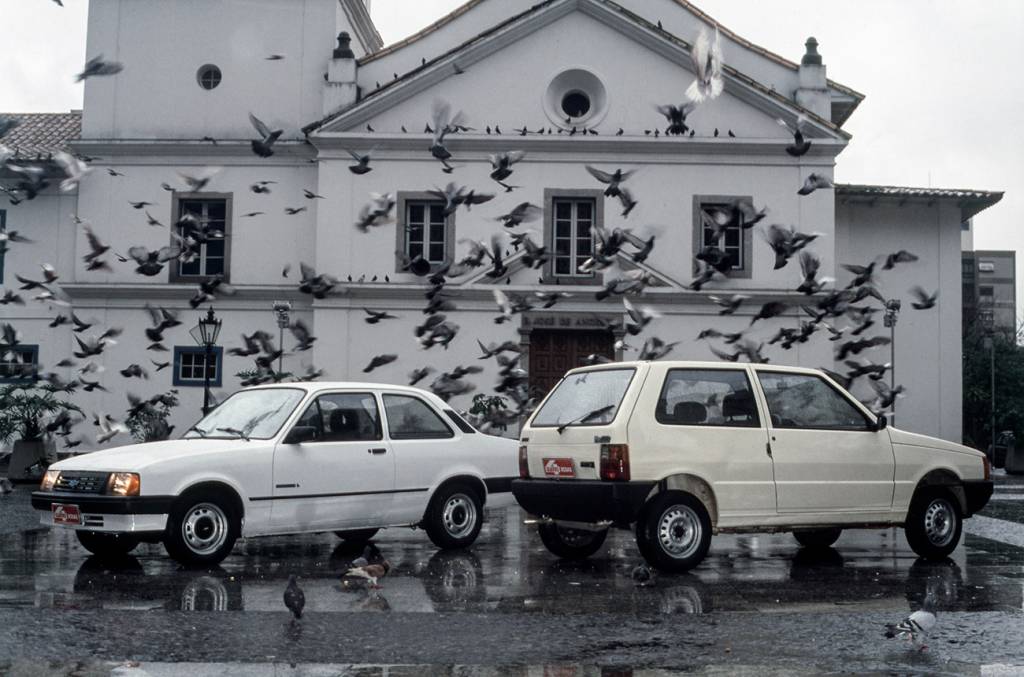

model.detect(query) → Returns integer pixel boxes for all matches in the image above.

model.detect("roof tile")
[0,112,82,159]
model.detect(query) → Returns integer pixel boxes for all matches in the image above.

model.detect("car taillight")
[519,445,530,479]
[600,444,630,481]
[983,454,992,480]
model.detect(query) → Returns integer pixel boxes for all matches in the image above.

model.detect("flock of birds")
[0,18,938,446]
[3,5,951,655]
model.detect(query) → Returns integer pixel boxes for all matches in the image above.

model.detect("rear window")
[656,369,760,428]
[531,368,635,429]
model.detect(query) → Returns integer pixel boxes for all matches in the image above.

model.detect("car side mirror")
[874,415,888,432]
[284,426,318,445]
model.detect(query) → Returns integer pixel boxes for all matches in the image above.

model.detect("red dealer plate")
[51,503,83,526]
[543,458,576,478]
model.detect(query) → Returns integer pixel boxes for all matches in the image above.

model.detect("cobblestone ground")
[1,472,1023,675]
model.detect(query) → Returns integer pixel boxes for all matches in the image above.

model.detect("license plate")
[543,458,576,478]
[51,503,82,526]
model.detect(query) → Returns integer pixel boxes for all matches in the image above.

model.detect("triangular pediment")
[309,0,847,144]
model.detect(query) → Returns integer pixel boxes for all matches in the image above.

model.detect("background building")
[962,219,1017,335]
[0,0,1004,448]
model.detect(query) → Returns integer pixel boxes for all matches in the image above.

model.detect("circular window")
[196,65,222,91]
[561,91,591,119]
[544,69,608,129]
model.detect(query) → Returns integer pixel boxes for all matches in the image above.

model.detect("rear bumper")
[511,479,656,525]
[963,480,994,516]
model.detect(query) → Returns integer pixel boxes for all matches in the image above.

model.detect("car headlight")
[107,472,140,497]
[40,470,60,492]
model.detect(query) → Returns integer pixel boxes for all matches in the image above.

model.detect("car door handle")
[368,448,387,455]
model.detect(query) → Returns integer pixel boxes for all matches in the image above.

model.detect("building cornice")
[310,132,845,163]
[339,0,384,54]
[70,139,316,163]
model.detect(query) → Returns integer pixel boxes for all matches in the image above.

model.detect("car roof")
[565,361,825,376]
[245,381,447,402]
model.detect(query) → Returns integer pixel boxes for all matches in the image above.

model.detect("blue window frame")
[0,344,39,383]
[172,346,223,388]
[0,209,7,283]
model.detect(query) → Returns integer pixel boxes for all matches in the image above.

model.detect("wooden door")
[528,330,615,400]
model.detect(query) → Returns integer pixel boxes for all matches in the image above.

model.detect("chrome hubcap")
[182,503,229,556]
[442,494,477,539]
[658,505,701,559]
[924,499,956,547]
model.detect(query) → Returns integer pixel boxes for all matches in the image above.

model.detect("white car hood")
[51,438,267,473]
[888,428,983,458]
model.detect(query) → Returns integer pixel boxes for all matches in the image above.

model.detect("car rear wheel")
[636,492,712,573]
[793,528,843,549]
[75,530,140,559]
[905,489,962,560]
[334,528,379,543]
[424,482,483,549]
[163,489,239,566]
[537,522,608,560]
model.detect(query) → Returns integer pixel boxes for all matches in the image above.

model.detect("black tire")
[635,492,712,573]
[793,528,843,549]
[334,528,380,543]
[423,482,484,549]
[163,489,239,566]
[75,530,140,559]
[904,488,963,560]
[536,522,608,560]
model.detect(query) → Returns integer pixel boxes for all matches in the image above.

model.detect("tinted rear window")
[531,368,635,429]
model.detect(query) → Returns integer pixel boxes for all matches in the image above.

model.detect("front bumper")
[512,479,656,525]
[963,480,994,516]
[32,491,173,533]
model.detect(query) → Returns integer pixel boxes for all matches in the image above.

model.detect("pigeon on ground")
[344,560,391,589]
[284,575,305,621]
[884,591,937,650]
[0,478,13,496]
[631,563,653,587]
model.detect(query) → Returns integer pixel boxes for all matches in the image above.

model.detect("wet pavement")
[1,480,1024,675]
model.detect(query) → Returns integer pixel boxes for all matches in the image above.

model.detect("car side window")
[316,393,382,442]
[383,394,454,440]
[757,372,871,431]
[656,369,760,428]
[293,401,323,439]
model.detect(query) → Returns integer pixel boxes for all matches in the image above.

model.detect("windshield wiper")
[557,405,615,434]
[216,427,251,441]
[186,425,209,438]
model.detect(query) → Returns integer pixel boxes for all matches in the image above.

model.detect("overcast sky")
[3,0,1023,287]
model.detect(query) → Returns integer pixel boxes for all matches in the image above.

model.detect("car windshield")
[183,388,306,440]
[531,368,635,430]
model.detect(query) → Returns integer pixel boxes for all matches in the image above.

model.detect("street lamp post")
[883,299,902,426]
[273,301,292,374]
[190,307,222,415]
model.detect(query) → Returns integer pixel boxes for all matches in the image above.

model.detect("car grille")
[54,472,109,494]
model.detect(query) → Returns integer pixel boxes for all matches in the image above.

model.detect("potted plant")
[0,383,83,482]
[126,390,180,443]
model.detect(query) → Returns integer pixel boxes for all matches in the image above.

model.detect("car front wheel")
[75,530,140,559]
[537,522,608,560]
[793,528,843,549]
[163,490,239,566]
[636,492,712,573]
[905,489,962,560]
[424,483,483,549]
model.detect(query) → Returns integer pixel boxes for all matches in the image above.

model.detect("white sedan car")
[33,383,518,565]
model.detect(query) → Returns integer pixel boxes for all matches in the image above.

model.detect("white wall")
[836,200,963,443]
[81,0,346,140]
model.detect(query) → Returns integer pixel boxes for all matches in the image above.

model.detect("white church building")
[0,0,1003,447]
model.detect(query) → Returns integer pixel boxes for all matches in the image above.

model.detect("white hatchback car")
[512,361,993,572]
[33,383,518,565]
